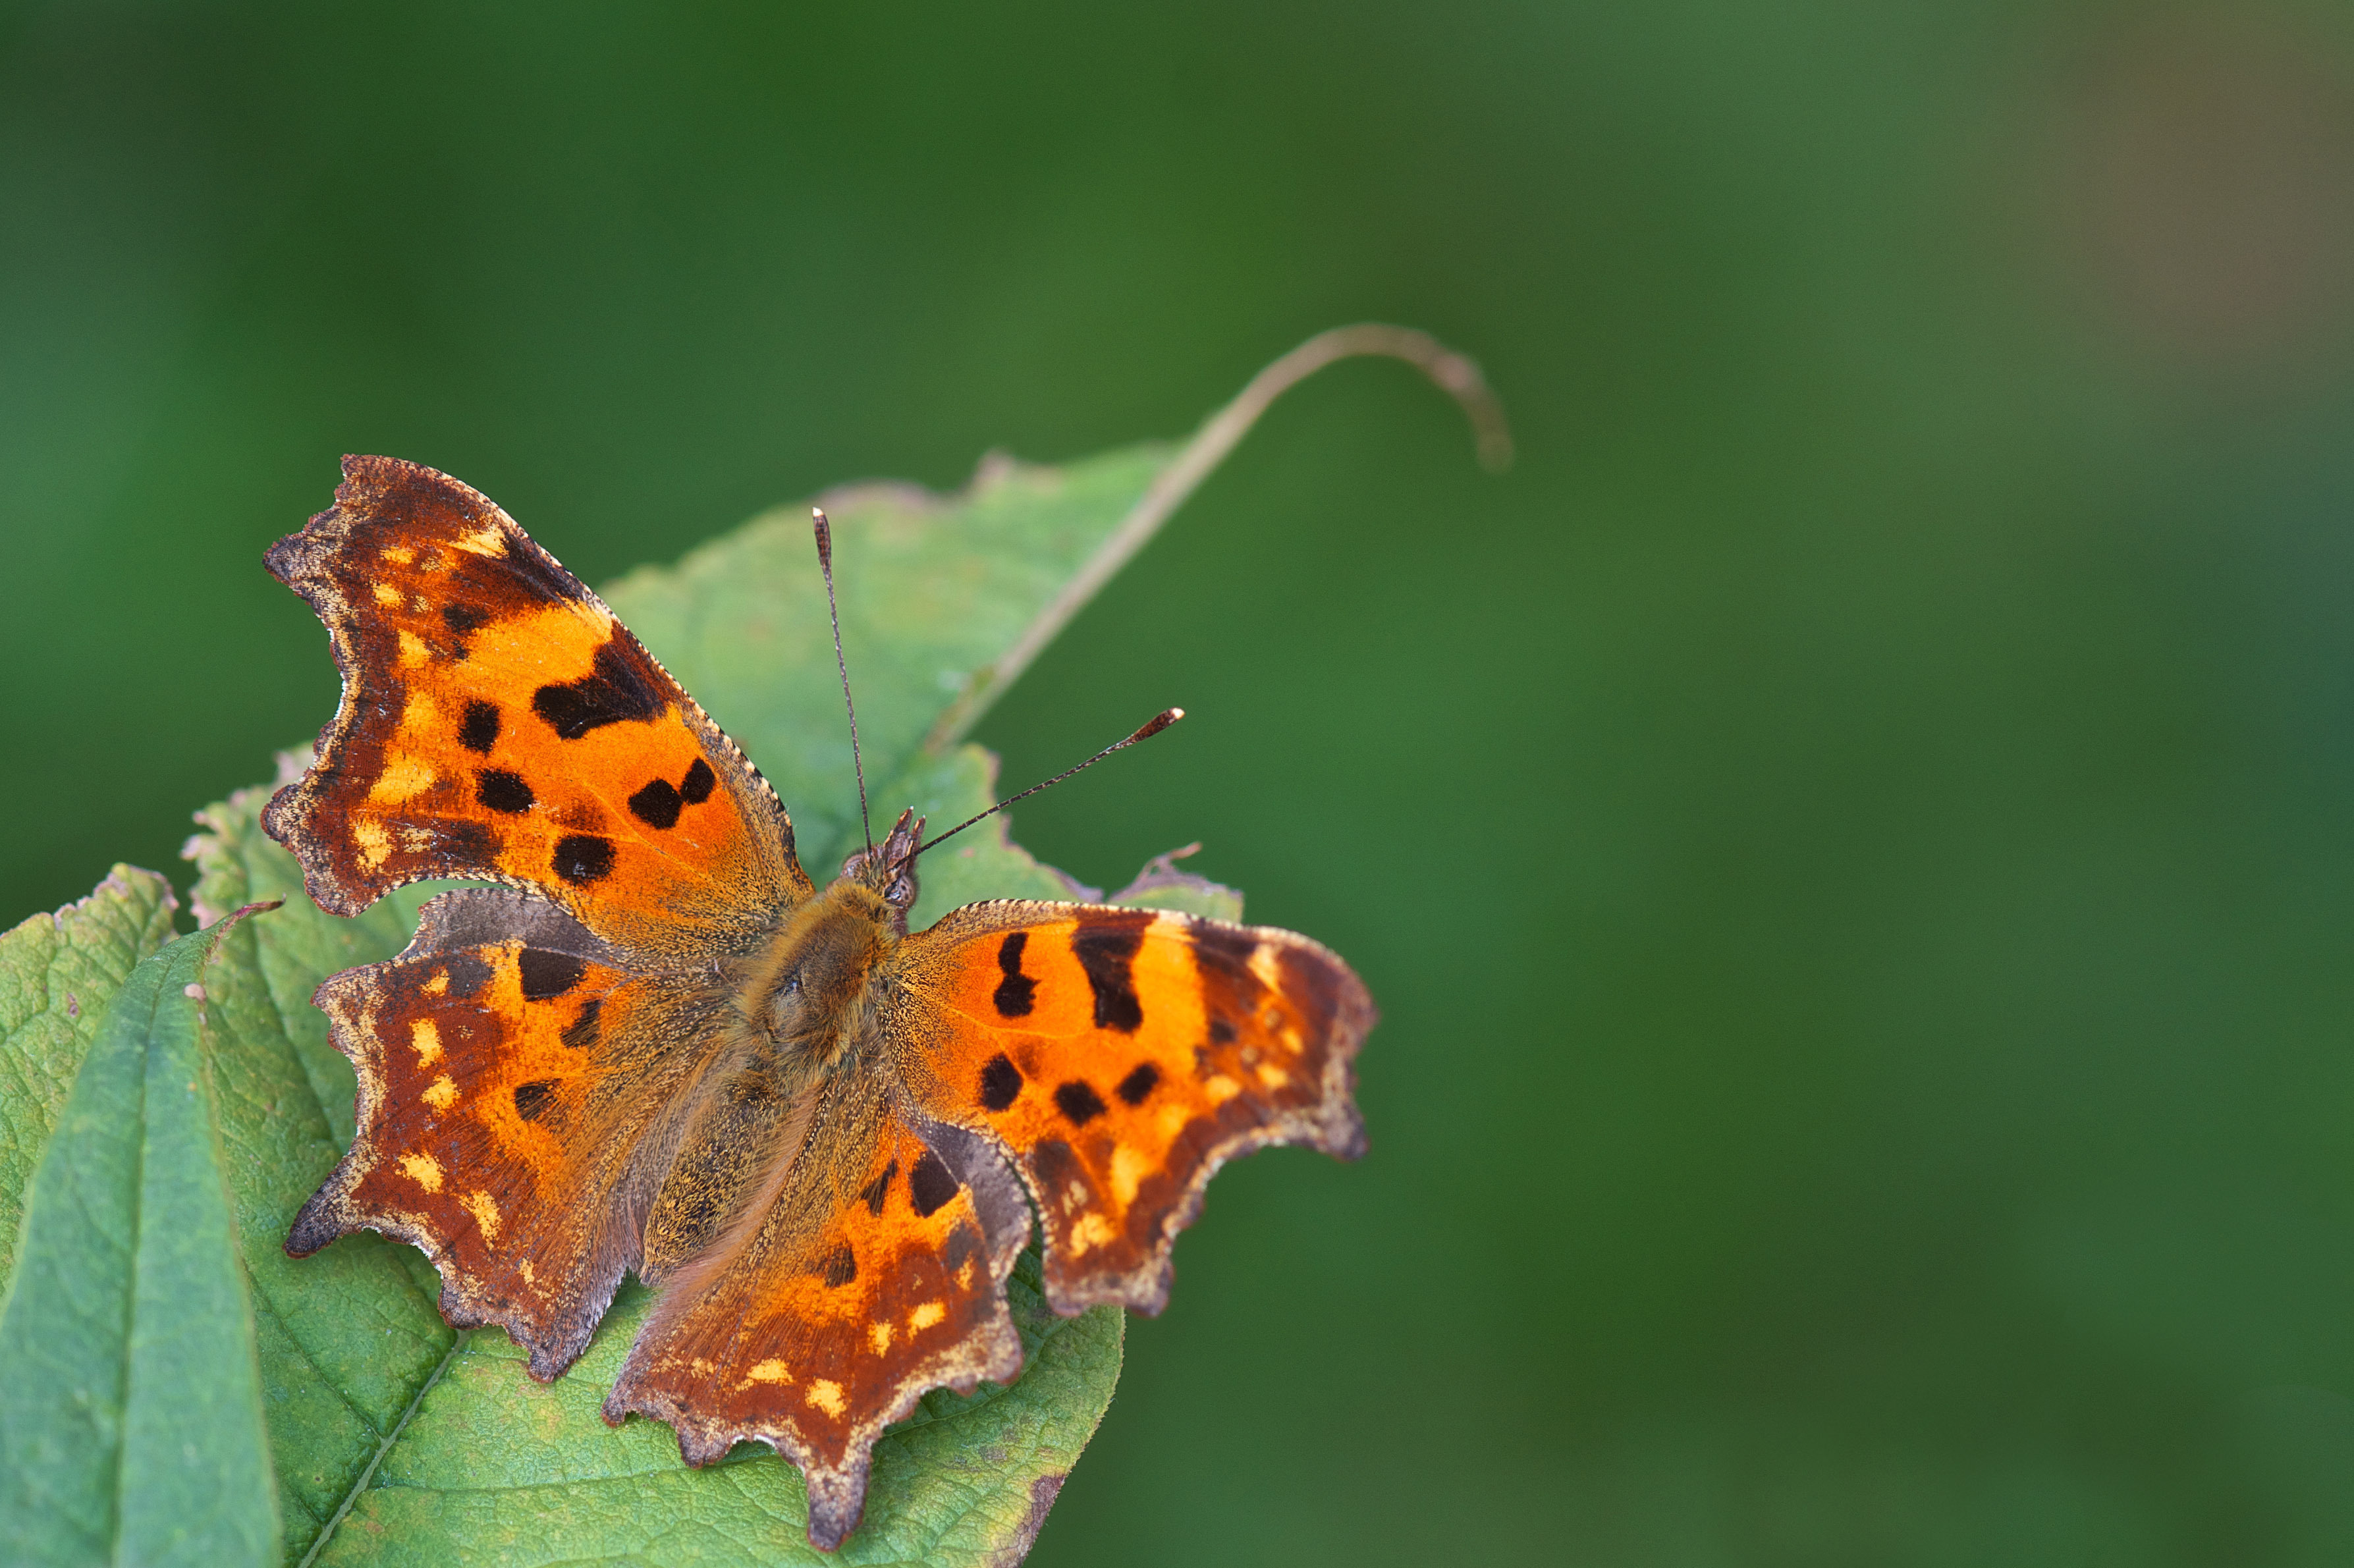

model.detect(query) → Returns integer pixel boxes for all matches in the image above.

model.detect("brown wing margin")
[261,454,810,957]
[885,899,1374,1316]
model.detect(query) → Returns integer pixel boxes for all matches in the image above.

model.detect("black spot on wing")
[1116,1062,1160,1106]
[860,1160,898,1216]
[993,931,1036,1017]
[1208,1016,1236,1044]
[678,759,715,803]
[561,996,602,1052]
[628,777,682,829]
[909,1149,959,1218]
[442,603,489,635]
[477,769,534,814]
[532,639,662,740]
[1072,913,1150,1032]
[1054,1080,1108,1125]
[551,834,614,885]
[513,1080,555,1122]
[458,700,501,754]
[517,948,586,1001]
[819,1243,858,1287]
[979,1053,1024,1112]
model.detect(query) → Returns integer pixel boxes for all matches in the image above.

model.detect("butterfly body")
[635,823,919,1282]
[268,456,1372,1550]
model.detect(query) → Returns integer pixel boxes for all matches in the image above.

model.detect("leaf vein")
[296,1328,464,1568]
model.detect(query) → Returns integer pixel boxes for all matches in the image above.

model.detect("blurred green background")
[9,1,2354,1562]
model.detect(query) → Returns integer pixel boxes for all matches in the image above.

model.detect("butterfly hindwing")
[286,888,726,1378]
[603,1069,1030,1551]
[889,901,1374,1314]
[263,454,811,958]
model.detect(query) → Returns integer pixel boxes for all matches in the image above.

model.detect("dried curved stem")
[930,323,1511,749]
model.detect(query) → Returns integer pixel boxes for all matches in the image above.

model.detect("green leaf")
[302,1258,1118,1568]
[0,863,180,1287]
[0,913,280,1568]
[184,786,457,1564]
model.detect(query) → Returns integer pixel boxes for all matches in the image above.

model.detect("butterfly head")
[836,805,923,924]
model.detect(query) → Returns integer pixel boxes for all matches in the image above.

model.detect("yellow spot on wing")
[909,1301,945,1332]
[1203,1074,1240,1104]
[1248,942,1283,991]
[519,1259,535,1285]
[372,581,401,606]
[806,1379,846,1417]
[398,1152,443,1193]
[354,819,391,869]
[410,1019,442,1068]
[423,970,449,996]
[464,1190,501,1243]
[869,1322,894,1353]
[371,753,437,805]
[1110,1143,1149,1207]
[397,629,429,667]
[381,545,415,566]
[1068,1212,1116,1255]
[1255,1062,1291,1090]
[449,522,507,557]
[748,1359,792,1384]
[422,1074,457,1112]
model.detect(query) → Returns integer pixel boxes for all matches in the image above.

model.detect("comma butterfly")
[265,456,1374,1550]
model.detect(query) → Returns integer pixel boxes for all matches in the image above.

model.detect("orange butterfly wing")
[262,454,810,957]
[889,902,1374,1314]
[286,888,721,1376]
[601,1071,1031,1550]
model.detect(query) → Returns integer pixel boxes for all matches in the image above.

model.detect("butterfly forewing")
[263,455,811,959]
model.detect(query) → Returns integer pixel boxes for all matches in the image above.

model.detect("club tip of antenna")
[811,507,832,562]
[1135,707,1184,741]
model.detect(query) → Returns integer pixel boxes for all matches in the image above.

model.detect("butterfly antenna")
[812,507,873,859]
[916,708,1185,857]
